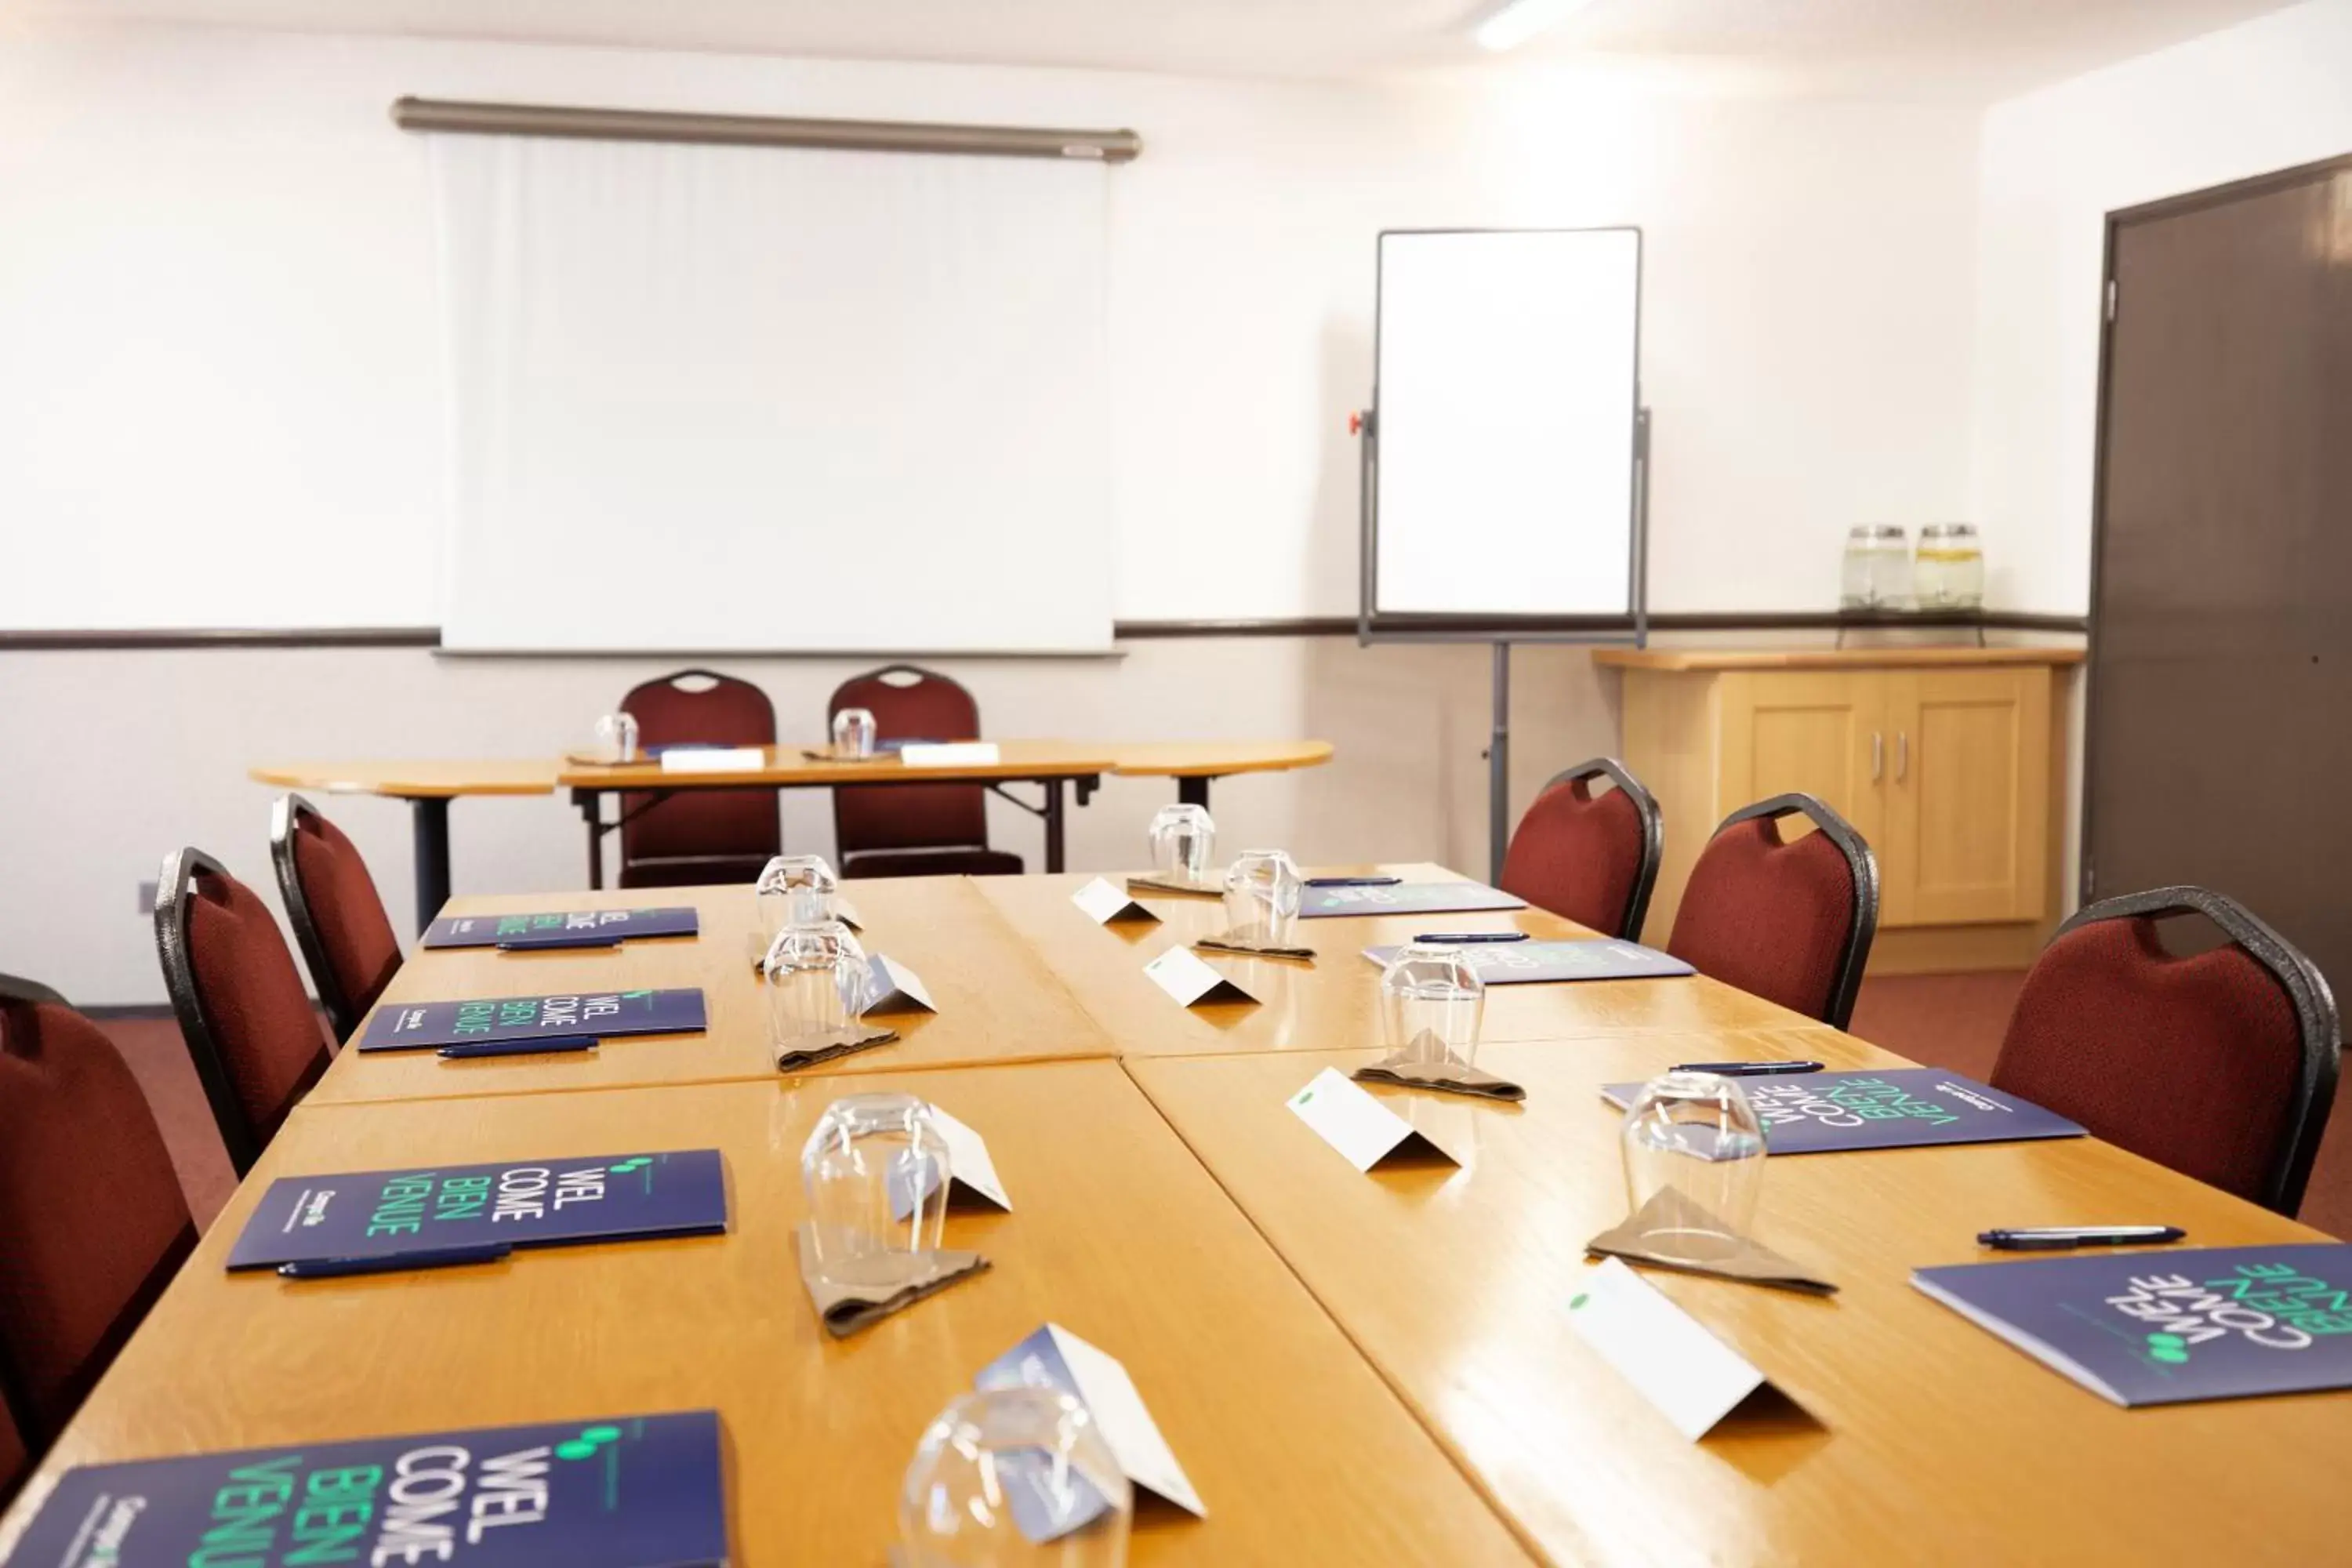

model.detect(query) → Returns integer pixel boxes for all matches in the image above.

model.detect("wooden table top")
[975,865,1822,1058]
[1592,644,2085,672]
[0,1065,1533,1566]
[249,741,1334,799]
[305,878,1114,1106]
[1127,1036,2348,1566]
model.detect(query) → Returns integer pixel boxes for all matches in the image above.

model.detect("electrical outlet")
[136,880,158,915]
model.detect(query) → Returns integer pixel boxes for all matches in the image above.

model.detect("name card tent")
[1287,1069,1461,1171]
[1143,947,1259,1007]
[1566,1258,1804,1441]
[228,1150,728,1271]
[1,1411,729,1568]
[358,989,708,1052]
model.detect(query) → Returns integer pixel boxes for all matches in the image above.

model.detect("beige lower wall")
[0,636,1621,1004]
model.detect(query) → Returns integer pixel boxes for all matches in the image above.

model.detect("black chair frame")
[154,846,267,1176]
[1714,792,1882,1031]
[1530,757,1664,942]
[270,793,365,1042]
[2053,885,2342,1215]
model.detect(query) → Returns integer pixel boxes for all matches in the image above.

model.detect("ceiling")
[14,0,2306,97]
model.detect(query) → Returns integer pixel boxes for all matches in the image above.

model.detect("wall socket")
[136,880,158,916]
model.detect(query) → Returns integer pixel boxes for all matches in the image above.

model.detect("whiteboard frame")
[1357,225,1650,648]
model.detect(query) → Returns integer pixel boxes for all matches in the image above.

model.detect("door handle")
[1871,731,1883,782]
[1896,731,1910,782]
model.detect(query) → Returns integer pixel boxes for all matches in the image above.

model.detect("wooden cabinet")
[1604,646,2079,974]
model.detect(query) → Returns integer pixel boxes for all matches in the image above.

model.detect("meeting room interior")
[5,0,2352,1561]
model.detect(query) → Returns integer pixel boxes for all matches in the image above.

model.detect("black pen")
[1672,1059,1826,1076]
[1414,931,1530,944]
[1306,876,1403,888]
[438,1035,600,1059]
[1978,1225,2186,1251]
[279,1243,514,1279]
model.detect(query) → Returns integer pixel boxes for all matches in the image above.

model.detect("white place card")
[900,742,1001,768]
[861,955,938,1015]
[1142,947,1257,1007]
[1565,1257,1793,1441]
[658,746,765,773]
[927,1103,1011,1210]
[977,1324,1207,1519]
[833,896,864,932]
[1072,877,1160,926]
[1286,1067,1460,1171]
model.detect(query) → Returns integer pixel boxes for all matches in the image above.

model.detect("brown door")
[2088,155,2352,978]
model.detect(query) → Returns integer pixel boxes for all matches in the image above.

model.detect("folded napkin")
[1125,874,1224,898]
[795,1225,989,1338]
[1193,925,1316,960]
[561,753,638,768]
[775,1024,900,1073]
[1352,1044,1526,1102]
[799,747,895,764]
[1585,1188,1838,1295]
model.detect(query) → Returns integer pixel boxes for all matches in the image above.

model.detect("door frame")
[2080,148,2352,904]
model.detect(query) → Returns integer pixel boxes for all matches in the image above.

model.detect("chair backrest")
[829,664,989,856]
[154,848,331,1176]
[0,975,197,1471]
[1991,887,2340,1215]
[270,793,401,1042]
[618,669,782,887]
[1666,793,1880,1029]
[1497,757,1663,940]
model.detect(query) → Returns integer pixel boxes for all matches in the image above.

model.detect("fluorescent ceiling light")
[1474,0,1599,53]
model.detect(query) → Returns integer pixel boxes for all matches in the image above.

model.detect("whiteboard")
[1370,228,1641,620]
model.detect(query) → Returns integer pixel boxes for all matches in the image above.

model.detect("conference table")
[251,739,1334,933]
[2,864,2344,1566]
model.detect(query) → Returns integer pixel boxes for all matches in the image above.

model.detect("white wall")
[0,20,1984,626]
[1971,0,2352,615]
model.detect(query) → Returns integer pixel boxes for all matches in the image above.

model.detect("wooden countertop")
[1593,644,2085,672]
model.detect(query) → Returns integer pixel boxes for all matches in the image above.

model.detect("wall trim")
[1,611,2088,652]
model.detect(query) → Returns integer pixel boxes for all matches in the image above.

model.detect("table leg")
[409,797,452,937]
[576,789,607,890]
[1177,775,1214,810]
[1044,779,1066,873]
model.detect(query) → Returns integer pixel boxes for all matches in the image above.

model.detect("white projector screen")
[431,133,1114,653]
[1370,227,1641,619]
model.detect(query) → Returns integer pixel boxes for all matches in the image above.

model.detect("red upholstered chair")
[154,848,332,1176]
[828,665,1024,879]
[1991,887,2339,1216]
[0,975,197,1488]
[1666,793,1880,1029]
[270,793,402,1042]
[1498,757,1663,940]
[618,669,782,887]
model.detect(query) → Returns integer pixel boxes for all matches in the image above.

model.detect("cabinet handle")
[1871,731,1883,782]
[1896,731,1910,782]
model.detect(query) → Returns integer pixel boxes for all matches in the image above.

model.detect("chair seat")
[842,848,1025,879]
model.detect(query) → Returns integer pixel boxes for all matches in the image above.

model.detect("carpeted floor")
[102,975,2352,1238]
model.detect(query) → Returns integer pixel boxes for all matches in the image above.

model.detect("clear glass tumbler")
[1222,848,1303,939]
[833,706,879,759]
[898,1388,1131,1566]
[801,1092,951,1291]
[591,712,640,765]
[1146,804,1215,885]
[756,854,840,945]
[764,918,870,1042]
[1619,1069,1767,1264]
[1378,943,1487,1065]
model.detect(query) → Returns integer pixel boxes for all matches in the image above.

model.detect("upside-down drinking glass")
[764,918,870,1044]
[1378,943,1487,1065]
[1146,804,1215,885]
[1619,1069,1767,1264]
[898,1388,1132,1566]
[800,1093,951,1292]
[756,854,840,944]
[590,712,640,765]
[833,706,879,759]
[1222,849,1303,940]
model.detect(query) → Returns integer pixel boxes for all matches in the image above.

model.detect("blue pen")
[279,1243,514,1279]
[1306,876,1403,888]
[1414,931,1530,944]
[1671,1059,1826,1077]
[438,1035,600,1059]
[495,935,624,951]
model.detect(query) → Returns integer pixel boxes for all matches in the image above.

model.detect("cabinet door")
[1716,671,1887,849]
[1882,668,2050,926]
